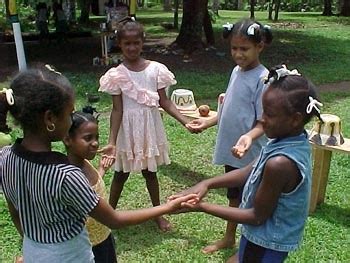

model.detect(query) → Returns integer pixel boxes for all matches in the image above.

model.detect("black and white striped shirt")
[1,139,99,243]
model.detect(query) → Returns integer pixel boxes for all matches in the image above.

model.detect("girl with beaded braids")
[186,18,273,255]
[171,65,322,263]
[0,66,197,263]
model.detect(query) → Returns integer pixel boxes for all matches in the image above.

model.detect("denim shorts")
[239,235,288,263]
[23,228,94,263]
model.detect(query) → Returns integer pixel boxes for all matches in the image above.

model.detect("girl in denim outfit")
[172,65,323,263]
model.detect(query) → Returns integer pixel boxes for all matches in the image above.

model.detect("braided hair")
[265,65,322,125]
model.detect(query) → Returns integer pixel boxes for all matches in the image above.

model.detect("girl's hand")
[166,193,199,212]
[231,134,252,159]
[98,144,116,168]
[181,200,204,212]
[168,181,209,202]
[185,119,207,133]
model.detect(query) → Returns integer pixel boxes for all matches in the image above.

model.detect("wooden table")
[309,137,350,213]
[160,107,217,120]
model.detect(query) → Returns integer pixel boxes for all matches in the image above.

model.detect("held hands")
[168,181,209,203]
[231,134,252,159]
[185,119,207,134]
[98,144,116,169]
[166,193,199,212]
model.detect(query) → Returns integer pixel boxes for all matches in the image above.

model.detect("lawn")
[1,8,350,263]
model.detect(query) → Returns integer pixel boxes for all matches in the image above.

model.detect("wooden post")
[309,147,332,213]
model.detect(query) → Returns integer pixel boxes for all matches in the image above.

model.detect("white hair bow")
[247,23,260,35]
[45,64,62,75]
[223,22,233,31]
[306,96,323,114]
[1,88,15,105]
[266,65,301,85]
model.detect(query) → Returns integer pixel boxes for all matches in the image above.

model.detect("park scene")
[0,0,350,262]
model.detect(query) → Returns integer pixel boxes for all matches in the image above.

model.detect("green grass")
[1,8,350,263]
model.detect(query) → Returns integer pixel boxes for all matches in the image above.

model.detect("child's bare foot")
[226,252,239,263]
[155,216,172,232]
[15,256,24,263]
[202,238,235,254]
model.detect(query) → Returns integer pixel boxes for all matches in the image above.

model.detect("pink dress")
[99,61,176,172]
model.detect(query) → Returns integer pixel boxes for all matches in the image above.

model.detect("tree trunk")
[340,0,350,16]
[79,0,92,23]
[163,0,172,11]
[62,0,76,24]
[274,0,280,21]
[268,0,274,20]
[173,0,214,54]
[237,0,243,10]
[323,0,333,16]
[173,0,179,29]
[212,0,220,15]
[203,8,215,46]
[5,0,10,18]
[250,0,255,19]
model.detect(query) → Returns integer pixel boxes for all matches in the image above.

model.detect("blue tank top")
[240,131,312,252]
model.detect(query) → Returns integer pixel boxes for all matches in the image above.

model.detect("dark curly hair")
[69,111,98,137]
[266,65,321,125]
[116,17,145,43]
[0,65,74,132]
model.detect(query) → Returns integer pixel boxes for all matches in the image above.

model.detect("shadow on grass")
[310,203,350,228]
[160,161,227,198]
[114,219,215,255]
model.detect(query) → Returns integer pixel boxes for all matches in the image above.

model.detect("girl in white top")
[99,18,191,231]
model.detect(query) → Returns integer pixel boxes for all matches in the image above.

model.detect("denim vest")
[240,131,311,252]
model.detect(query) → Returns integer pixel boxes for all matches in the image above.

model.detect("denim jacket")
[240,131,311,252]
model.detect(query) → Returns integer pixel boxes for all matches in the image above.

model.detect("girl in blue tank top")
[171,65,323,262]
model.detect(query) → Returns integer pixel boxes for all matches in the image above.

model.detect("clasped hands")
[167,182,209,213]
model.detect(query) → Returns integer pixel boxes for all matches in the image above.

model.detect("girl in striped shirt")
[0,66,197,263]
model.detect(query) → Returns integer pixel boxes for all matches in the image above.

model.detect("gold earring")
[47,123,56,132]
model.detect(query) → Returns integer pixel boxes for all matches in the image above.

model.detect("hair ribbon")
[265,64,301,85]
[45,64,62,75]
[306,96,323,114]
[222,22,233,31]
[247,23,260,35]
[1,88,15,105]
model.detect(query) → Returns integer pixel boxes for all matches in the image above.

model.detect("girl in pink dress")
[99,18,191,231]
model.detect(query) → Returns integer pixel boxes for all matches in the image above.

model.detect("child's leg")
[238,235,288,263]
[142,170,171,232]
[202,165,240,254]
[202,196,239,254]
[92,234,117,263]
[109,171,129,209]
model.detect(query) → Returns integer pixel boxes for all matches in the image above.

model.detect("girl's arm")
[186,115,218,133]
[5,197,23,237]
[169,162,253,201]
[99,95,122,167]
[107,95,123,146]
[158,88,190,126]
[232,121,264,158]
[184,155,301,225]
[89,193,198,229]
